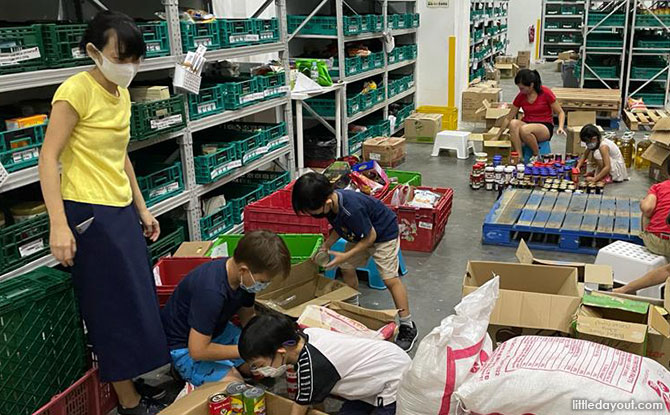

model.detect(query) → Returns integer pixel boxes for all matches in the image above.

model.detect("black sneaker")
[117,397,167,415]
[134,379,167,400]
[396,322,418,352]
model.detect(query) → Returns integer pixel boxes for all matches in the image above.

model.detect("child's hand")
[325,251,348,269]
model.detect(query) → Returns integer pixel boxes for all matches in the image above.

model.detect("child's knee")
[384,276,401,288]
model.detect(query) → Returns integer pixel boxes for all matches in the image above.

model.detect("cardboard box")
[476,100,511,129]
[558,50,579,61]
[512,63,520,78]
[174,241,213,258]
[565,111,596,155]
[517,51,531,68]
[404,113,442,142]
[129,86,171,102]
[643,144,670,182]
[495,55,516,64]
[160,381,328,415]
[462,261,582,333]
[462,85,503,122]
[485,66,501,82]
[494,63,515,79]
[363,137,406,166]
[572,292,669,355]
[484,139,511,164]
[257,261,359,318]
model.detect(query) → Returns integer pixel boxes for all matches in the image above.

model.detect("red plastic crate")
[382,186,453,252]
[33,368,117,415]
[154,257,213,306]
[244,189,330,236]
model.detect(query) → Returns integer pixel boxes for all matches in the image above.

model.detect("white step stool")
[595,240,668,298]
[431,130,473,159]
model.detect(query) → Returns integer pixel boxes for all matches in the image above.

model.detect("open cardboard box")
[160,381,327,415]
[257,261,359,318]
[643,118,670,182]
[476,99,511,129]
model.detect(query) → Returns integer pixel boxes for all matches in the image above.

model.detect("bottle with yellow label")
[635,134,652,169]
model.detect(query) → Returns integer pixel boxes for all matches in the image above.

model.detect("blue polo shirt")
[161,258,254,350]
[328,190,398,243]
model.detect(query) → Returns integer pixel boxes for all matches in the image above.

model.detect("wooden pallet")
[552,87,622,117]
[624,109,670,131]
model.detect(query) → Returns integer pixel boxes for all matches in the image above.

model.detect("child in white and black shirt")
[239,313,411,415]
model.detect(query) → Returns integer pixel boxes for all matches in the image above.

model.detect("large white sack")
[396,277,498,415]
[455,335,670,415]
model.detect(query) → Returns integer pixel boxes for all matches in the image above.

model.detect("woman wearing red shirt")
[499,69,566,162]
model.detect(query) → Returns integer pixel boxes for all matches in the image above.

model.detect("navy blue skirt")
[64,200,170,382]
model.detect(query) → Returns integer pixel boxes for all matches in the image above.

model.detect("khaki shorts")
[341,237,400,280]
[641,231,670,257]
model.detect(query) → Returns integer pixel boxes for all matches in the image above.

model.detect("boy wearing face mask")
[239,313,411,415]
[160,231,291,387]
[291,172,418,352]
[575,124,628,183]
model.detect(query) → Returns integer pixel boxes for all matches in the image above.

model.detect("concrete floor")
[357,61,656,344]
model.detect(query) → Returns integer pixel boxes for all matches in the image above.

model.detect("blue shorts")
[170,322,244,386]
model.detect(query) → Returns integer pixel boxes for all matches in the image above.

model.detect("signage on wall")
[427,0,448,7]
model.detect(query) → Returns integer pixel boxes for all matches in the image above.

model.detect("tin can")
[210,393,232,415]
[226,382,249,413]
[243,387,266,415]
[312,251,330,267]
[286,367,298,400]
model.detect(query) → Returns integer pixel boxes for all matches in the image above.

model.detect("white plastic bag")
[297,305,396,340]
[396,277,498,415]
[455,336,670,415]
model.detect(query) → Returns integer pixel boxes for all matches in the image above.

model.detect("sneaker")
[134,379,166,400]
[396,322,418,352]
[117,397,167,415]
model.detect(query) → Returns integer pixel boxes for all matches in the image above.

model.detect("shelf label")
[230,34,260,43]
[150,114,184,130]
[259,32,275,40]
[242,146,269,163]
[146,42,162,52]
[0,47,41,66]
[70,47,86,59]
[419,221,434,230]
[19,238,45,258]
[12,148,38,164]
[239,92,265,104]
[263,86,289,97]
[0,163,8,188]
[149,181,180,199]
[211,160,242,179]
[268,136,290,149]
[194,38,213,47]
[369,152,381,161]
[198,102,218,114]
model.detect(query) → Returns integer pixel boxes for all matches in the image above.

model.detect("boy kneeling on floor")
[160,230,291,386]
[239,313,411,415]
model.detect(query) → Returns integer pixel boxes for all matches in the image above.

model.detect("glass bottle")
[620,134,634,168]
[635,134,652,169]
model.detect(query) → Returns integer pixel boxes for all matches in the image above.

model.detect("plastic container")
[234,170,291,196]
[130,95,186,140]
[188,84,226,120]
[635,137,652,169]
[10,200,46,222]
[42,23,90,68]
[221,183,265,224]
[386,169,422,187]
[218,18,258,48]
[180,20,221,52]
[0,123,46,172]
[255,18,280,44]
[193,142,241,184]
[136,162,185,207]
[244,189,331,236]
[220,77,261,110]
[200,203,235,240]
[0,212,50,273]
[207,234,323,263]
[155,257,214,306]
[136,21,171,58]
[33,367,117,415]
[287,15,361,36]
[0,24,47,74]
[148,223,186,265]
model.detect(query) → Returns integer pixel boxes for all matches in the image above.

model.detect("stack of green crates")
[636,14,670,27]
[0,24,47,74]
[576,57,618,80]
[587,12,625,27]
[0,212,50,274]
[586,33,623,48]
[221,182,265,224]
[635,35,670,51]
[0,267,87,415]
[130,95,187,141]
[632,87,667,107]
[0,123,46,173]
[148,221,186,264]
[200,203,235,240]
[234,170,291,196]
[207,234,323,263]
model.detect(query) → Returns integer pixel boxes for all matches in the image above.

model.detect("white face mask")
[255,363,288,378]
[90,45,139,88]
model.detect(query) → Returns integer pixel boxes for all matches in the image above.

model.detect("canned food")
[243,387,266,415]
[209,393,231,415]
[226,382,249,413]
[312,251,330,267]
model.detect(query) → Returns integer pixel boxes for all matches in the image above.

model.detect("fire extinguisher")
[528,25,535,43]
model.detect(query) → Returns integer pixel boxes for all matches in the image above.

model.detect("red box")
[33,368,117,415]
[155,257,213,306]
[244,189,330,236]
[382,186,454,252]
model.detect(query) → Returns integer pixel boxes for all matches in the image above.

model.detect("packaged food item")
[297,304,397,340]
[243,387,266,415]
[5,114,48,131]
[10,201,46,222]
[225,382,249,413]
[209,393,231,415]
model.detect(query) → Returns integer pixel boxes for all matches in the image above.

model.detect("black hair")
[80,10,146,60]
[239,313,302,361]
[291,172,334,214]
[514,69,543,94]
[233,230,291,278]
[579,124,601,142]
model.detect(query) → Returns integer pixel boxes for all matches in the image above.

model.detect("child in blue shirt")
[292,172,418,351]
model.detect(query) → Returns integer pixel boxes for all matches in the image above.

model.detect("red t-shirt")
[647,180,670,234]
[512,85,556,123]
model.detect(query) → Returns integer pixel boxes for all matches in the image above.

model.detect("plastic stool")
[431,130,473,159]
[522,140,552,163]
[595,240,668,298]
[324,238,408,290]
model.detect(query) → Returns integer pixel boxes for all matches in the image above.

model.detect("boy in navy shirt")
[292,172,418,351]
[161,230,291,386]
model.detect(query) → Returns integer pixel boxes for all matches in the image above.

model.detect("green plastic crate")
[220,122,288,152]
[194,142,240,184]
[587,12,625,27]
[369,51,384,68]
[208,234,323,263]
[0,267,87,415]
[635,37,670,50]
[42,23,89,68]
[631,59,668,79]
[561,5,578,14]
[257,71,288,99]
[632,91,667,107]
[387,46,401,64]
[0,213,50,274]
[0,24,47,74]
[586,35,623,48]
[545,21,560,29]
[148,223,186,264]
[220,77,262,110]
[367,15,384,32]
[386,169,422,187]
[347,94,361,116]
[195,126,267,165]
[395,102,415,124]
[305,97,336,117]
[137,21,171,57]
[136,162,184,207]
[405,44,418,60]
[388,14,408,30]
[181,21,221,52]
[188,84,225,120]
[130,95,186,141]
[0,123,45,172]
[348,129,368,154]
[408,13,420,28]
[331,55,361,78]
[219,18,257,48]
[234,170,291,196]
[287,15,361,36]
[366,119,391,137]
[221,183,264,224]
[388,77,402,97]
[579,58,618,79]
[200,203,234,240]
[636,14,670,27]
[256,18,280,44]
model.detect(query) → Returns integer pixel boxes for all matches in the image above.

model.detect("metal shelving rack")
[286,0,418,157]
[0,0,295,281]
[540,0,585,60]
[579,0,630,90]
[469,0,510,81]
[624,0,670,108]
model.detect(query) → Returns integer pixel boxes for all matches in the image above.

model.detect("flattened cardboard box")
[363,137,406,165]
[174,241,213,257]
[462,261,581,333]
[160,381,327,415]
[404,113,442,142]
[257,261,359,318]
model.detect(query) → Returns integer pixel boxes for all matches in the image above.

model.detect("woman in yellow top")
[39,11,169,415]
